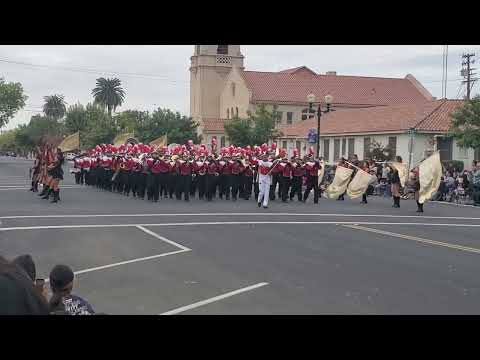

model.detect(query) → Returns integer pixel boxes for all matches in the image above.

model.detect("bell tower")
[190,45,244,129]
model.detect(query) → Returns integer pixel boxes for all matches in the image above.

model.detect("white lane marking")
[159,282,269,315]
[342,224,480,254]
[430,201,479,209]
[43,227,190,282]
[2,212,480,221]
[2,221,480,232]
[136,225,191,251]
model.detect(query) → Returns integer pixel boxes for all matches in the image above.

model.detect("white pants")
[258,180,270,207]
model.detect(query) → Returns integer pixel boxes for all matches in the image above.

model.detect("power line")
[0,58,189,85]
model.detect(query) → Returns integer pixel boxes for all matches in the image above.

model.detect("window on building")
[220,136,226,147]
[437,137,453,161]
[348,138,355,159]
[231,83,236,97]
[459,146,468,158]
[282,140,287,150]
[363,137,371,160]
[475,147,480,161]
[342,138,346,156]
[196,45,200,54]
[217,45,228,55]
[334,139,341,161]
[301,108,316,121]
[323,139,330,162]
[227,108,230,119]
[275,111,283,124]
[236,107,239,117]
[231,107,234,119]
[388,136,397,158]
[287,112,293,124]
[296,141,301,153]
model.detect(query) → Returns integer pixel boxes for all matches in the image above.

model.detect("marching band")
[28,139,430,213]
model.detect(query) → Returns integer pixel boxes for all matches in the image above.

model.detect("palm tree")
[43,94,67,121]
[91,77,126,117]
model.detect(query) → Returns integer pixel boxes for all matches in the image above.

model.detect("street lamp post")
[307,93,334,158]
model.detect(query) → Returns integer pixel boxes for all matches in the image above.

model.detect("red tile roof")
[278,66,317,76]
[278,99,464,138]
[242,71,432,106]
[202,118,230,133]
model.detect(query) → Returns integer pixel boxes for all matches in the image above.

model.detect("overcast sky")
[1,45,479,130]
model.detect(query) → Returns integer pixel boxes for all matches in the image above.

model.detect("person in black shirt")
[390,156,403,208]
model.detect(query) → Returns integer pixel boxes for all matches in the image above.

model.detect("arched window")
[231,107,234,118]
[236,107,239,117]
[227,108,230,119]
[217,45,229,55]
[231,82,236,97]
[220,136,226,147]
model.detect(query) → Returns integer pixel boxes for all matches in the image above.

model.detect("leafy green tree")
[80,103,115,149]
[114,110,149,133]
[365,140,395,161]
[0,77,28,128]
[43,94,67,121]
[65,103,88,134]
[225,104,282,146]
[449,96,480,149]
[0,128,18,151]
[135,108,200,145]
[92,77,126,117]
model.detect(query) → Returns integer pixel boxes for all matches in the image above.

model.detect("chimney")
[326,71,337,76]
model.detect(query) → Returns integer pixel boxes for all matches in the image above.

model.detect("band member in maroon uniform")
[222,155,233,200]
[216,156,227,200]
[290,151,305,201]
[178,155,194,201]
[158,154,171,199]
[242,159,254,200]
[303,155,321,204]
[280,156,293,202]
[194,155,207,200]
[206,155,218,201]
[269,157,282,201]
[230,156,245,201]
[148,152,162,202]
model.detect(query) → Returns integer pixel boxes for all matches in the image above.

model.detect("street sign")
[307,128,317,144]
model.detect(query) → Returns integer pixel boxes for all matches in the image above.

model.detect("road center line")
[2,213,480,221]
[342,224,480,254]
[2,221,480,232]
[159,282,269,315]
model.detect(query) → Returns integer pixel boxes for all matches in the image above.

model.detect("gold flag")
[113,133,134,146]
[58,132,80,153]
[347,168,374,199]
[149,134,167,147]
[389,161,408,188]
[317,160,325,187]
[325,166,354,199]
[418,151,442,204]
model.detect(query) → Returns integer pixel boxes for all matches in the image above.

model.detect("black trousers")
[219,174,230,199]
[281,177,291,202]
[303,175,319,203]
[79,169,86,185]
[290,176,303,201]
[146,173,158,201]
[206,174,217,200]
[243,176,253,200]
[159,172,169,197]
[230,174,241,200]
[104,169,113,191]
[270,173,282,200]
[168,174,176,198]
[196,174,207,199]
[74,171,81,184]
[137,173,147,199]
[179,175,191,200]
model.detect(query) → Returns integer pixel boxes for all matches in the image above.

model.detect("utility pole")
[461,52,477,100]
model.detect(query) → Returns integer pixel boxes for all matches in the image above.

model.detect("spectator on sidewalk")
[49,264,95,315]
[0,256,49,315]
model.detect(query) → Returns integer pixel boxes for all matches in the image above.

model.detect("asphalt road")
[1,156,480,314]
